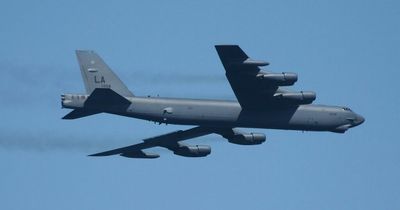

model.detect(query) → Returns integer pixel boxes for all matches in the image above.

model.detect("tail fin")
[76,50,134,97]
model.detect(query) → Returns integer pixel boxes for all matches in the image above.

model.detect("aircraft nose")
[357,115,365,125]
[354,114,365,126]
[347,113,365,127]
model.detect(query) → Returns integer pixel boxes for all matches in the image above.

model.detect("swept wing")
[215,45,316,109]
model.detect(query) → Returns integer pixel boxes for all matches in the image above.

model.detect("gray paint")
[61,45,364,158]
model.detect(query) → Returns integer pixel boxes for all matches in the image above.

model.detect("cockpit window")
[342,107,352,111]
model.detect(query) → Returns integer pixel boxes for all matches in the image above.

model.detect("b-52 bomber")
[61,45,364,159]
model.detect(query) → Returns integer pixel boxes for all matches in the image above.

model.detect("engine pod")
[257,72,298,86]
[173,145,211,157]
[224,133,266,145]
[274,91,316,105]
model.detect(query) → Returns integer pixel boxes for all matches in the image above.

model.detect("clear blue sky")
[0,0,399,209]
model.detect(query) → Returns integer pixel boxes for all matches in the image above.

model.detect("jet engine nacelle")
[274,91,316,104]
[257,72,298,86]
[224,133,266,145]
[173,145,211,157]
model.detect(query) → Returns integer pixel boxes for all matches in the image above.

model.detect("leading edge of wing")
[89,126,213,158]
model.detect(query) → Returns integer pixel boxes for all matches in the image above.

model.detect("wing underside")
[90,126,214,158]
[215,45,316,109]
[89,126,268,159]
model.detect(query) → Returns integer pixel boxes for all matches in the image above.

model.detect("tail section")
[76,50,134,97]
[84,88,131,110]
[62,88,131,120]
[62,109,101,120]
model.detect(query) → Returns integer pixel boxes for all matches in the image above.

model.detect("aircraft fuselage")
[62,94,364,133]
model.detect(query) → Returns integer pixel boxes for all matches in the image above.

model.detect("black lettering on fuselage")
[94,76,106,84]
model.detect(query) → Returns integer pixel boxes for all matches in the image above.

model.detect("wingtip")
[61,116,71,120]
[75,50,96,55]
[215,44,239,48]
[88,154,100,157]
[88,152,109,157]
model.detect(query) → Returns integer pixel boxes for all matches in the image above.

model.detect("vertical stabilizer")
[76,50,134,97]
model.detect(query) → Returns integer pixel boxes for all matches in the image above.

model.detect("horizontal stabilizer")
[84,88,131,110]
[62,109,101,120]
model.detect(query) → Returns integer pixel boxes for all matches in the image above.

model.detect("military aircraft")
[61,45,364,159]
